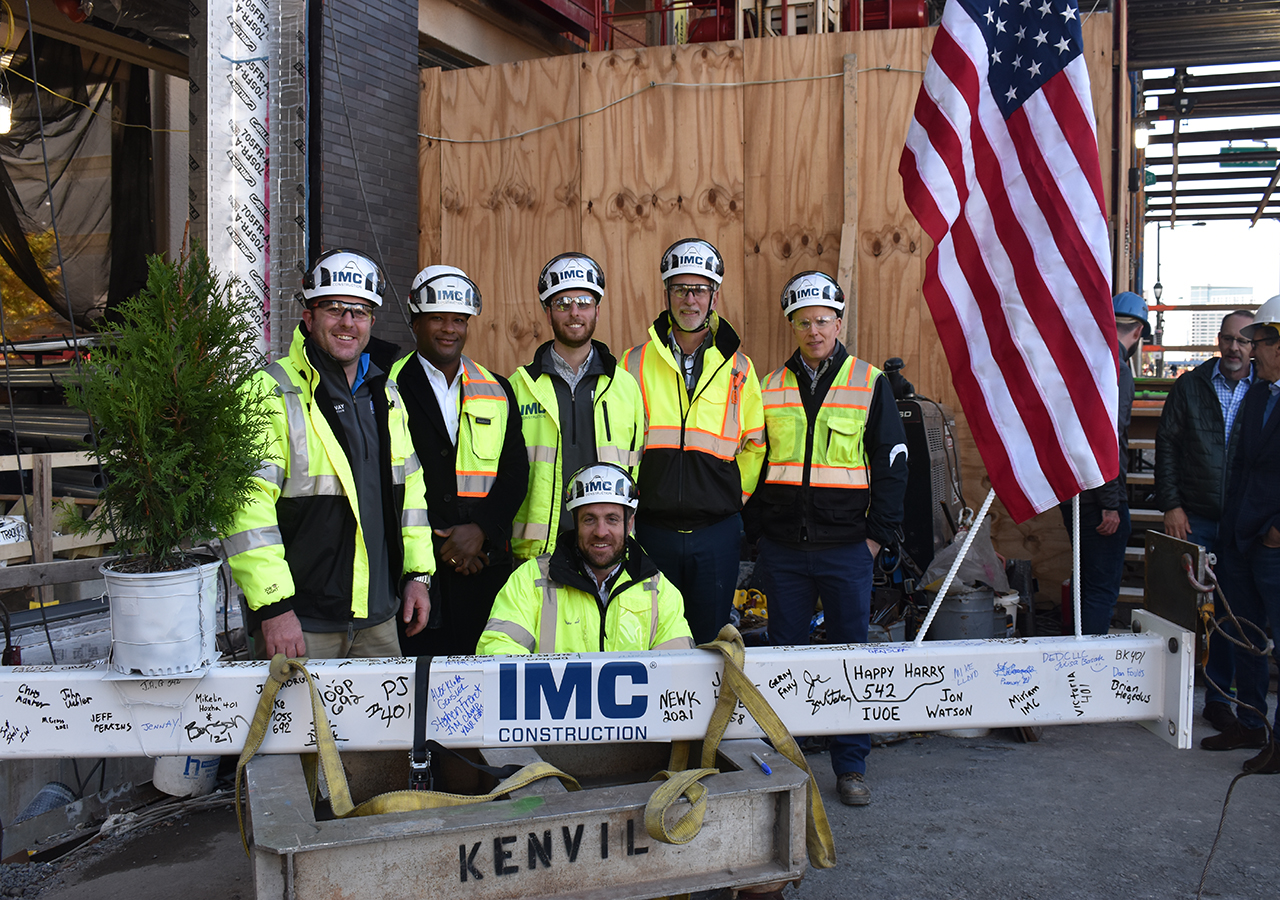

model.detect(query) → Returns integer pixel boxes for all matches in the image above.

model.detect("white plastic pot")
[104,557,222,676]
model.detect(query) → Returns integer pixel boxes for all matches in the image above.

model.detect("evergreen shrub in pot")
[64,244,270,674]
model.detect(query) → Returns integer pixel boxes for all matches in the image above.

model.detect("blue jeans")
[757,538,873,777]
[636,514,743,646]
[1215,541,1280,732]
[1180,513,1238,711]
[1060,502,1132,635]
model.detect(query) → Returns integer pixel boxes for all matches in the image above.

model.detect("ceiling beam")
[22,0,187,78]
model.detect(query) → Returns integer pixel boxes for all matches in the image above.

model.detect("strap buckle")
[409,750,432,791]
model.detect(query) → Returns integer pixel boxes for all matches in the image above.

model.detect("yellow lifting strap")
[645,625,837,869]
[234,655,580,855]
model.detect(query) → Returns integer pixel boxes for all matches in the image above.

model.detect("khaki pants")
[253,616,403,660]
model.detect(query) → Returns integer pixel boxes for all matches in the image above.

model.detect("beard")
[553,317,596,349]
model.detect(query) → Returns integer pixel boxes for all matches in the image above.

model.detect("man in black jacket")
[1156,310,1254,734]
[1059,292,1145,636]
[1210,296,1280,772]
[390,265,528,656]
[744,271,908,807]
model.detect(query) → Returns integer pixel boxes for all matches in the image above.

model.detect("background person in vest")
[390,265,528,656]
[622,238,766,645]
[744,271,908,807]
[1155,310,1254,737]
[510,253,644,561]
[477,464,694,654]
[225,250,435,659]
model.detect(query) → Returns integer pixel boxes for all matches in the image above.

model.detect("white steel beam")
[0,612,1193,759]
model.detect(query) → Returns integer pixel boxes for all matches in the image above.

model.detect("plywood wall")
[417,17,1121,609]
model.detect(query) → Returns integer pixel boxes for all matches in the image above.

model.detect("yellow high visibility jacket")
[223,327,435,623]
[389,354,512,500]
[622,313,765,530]
[476,540,694,654]
[510,342,644,559]
[761,355,880,490]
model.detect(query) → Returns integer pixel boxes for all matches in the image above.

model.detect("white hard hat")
[1242,294,1280,340]
[780,270,845,319]
[564,463,639,513]
[659,238,724,286]
[300,250,386,307]
[538,253,606,305]
[408,265,482,317]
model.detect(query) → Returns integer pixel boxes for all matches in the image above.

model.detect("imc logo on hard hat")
[563,269,587,280]
[795,286,822,299]
[499,661,649,720]
[437,289,467,301]
[678,254,704,267]
[332,270,364,285]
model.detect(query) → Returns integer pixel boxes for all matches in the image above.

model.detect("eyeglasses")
[548,295,597,312]
[791,315,839,332]
[314,299,373,322]
[1218,333,1253,348]
[1253,334,1280,348]
[667,284,714,301]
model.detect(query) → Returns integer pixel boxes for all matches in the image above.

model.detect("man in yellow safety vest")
[622,238,765,645]
[478,463,693,654]
[510,253,644,561]
[390,265,527,656]
[745,270,908,807]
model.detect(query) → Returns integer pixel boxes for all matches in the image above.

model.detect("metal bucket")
[926,586,996,641]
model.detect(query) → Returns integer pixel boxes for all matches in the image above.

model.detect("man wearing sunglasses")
[1213,295,1280,774]
[225,249,435,661]
[744,271,908,807]
[623,238,766,645]
[1155,310,1255,741]
[390,266,528,656]
[511,253,644,561]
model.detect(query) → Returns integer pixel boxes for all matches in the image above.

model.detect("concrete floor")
[26,688,1280,900]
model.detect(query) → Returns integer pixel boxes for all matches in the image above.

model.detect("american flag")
[899,0,1118,524]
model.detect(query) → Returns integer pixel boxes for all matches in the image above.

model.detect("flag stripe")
[899,0,1118,523]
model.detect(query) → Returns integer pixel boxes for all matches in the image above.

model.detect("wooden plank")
[1081,13,1117,285]
[0,451,95,474]
[0,532,112,563]
[0,556,118,591]
[440,56,583,377]
[418,67,443,269]
[579,41,745,362]
[741,33,854,375]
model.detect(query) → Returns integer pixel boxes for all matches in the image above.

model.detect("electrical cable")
[1186,558,1274,899]
[419,67,923,146]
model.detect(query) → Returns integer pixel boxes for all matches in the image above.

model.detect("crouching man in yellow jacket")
[477,464,693,654]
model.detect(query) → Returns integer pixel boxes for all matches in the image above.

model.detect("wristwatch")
[403,572,431,592]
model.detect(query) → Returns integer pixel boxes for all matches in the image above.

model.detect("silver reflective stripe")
[849,357,871,385]
[527,444,557,464]
[535,556,557,652]
[596,446,626,464]
[265,363,318,496]
[404,451,422,477]
[645,577,660,647]
[223,525,283,557]
[655,636,695,650]
[392,464,406,485]
[513,521,551,541]
[457,473,497,497]
[282,474,344,499]
[484,619,536,653]
[402,507,430,528]
[254,462,285,488]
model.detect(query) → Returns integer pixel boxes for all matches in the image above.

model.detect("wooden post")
[31,454,54,608]
[840,52,859,356]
